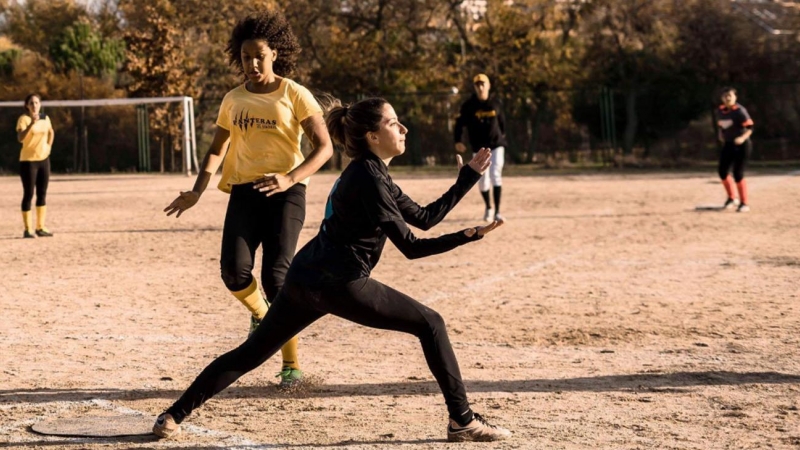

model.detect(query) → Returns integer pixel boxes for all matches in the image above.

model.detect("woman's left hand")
[464,219,504,238]
[254,173,294,196]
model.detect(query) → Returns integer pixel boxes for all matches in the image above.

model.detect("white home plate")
[31,415,154,437]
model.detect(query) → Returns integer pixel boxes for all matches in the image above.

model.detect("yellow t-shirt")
[16,114,53,162]
[216,79,322,193]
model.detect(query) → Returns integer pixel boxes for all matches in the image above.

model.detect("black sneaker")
[35,229,53,237]
[737,204,750,213]
[23,230,35,239]
[723,198,738,210]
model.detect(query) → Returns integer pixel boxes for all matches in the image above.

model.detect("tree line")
[1,0,798,172]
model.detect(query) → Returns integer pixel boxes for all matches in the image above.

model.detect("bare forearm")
[17,122,34,142]
[192,151,225,195]
[288,114,333,184]
[287,143,333,184]
[740,129,752,140]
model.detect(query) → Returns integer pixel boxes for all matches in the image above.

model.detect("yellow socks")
[230,278,269,320]
[231,278,301,370]
[281,336,300,370]
[35,206,47,231]
[22,210,33,232]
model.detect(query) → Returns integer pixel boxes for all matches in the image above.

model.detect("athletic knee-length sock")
[281,335,300,370]
[722,175,735,200]
[736,179,748,205]
[230,278,268,320]
[480,190,491,209]
[21,210,33,233]
[35,206,47,231]
[492,186,502,215]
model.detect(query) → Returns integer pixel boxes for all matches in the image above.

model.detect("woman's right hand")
[164,191,200,218]
[463,147,492,174]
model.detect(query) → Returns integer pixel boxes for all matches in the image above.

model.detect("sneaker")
[249,315,261,337]
[23,230,35,239]
[737,204,750,213]
[35,229,53,237]
[153,413,180,439]
[482,208,494,222]
[723,198,739,210]
[447,413,512,442]
[494,213,505,222]
[276,366,303,389]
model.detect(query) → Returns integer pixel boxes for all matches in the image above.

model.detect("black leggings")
[718,140,751,182]
[219,183,306,300]
[20,159,50,211]
[166,276,470,423]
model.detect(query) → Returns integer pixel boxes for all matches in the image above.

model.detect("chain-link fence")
[381,82,800,168]
[2,82,798,173]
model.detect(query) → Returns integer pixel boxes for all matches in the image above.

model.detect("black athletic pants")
[718,140,751,183]
[166,276,471,424]
[20,158,50,211]
[219,183,306,300]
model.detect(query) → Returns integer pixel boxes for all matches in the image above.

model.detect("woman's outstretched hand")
[456,147,492,174]
[464,219,504,238]
[164,191,200,218]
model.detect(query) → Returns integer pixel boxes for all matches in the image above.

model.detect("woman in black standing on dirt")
[153,97,512,442]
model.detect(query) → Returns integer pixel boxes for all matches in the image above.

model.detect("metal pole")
[188,97,198,174]
[183,98,191,176]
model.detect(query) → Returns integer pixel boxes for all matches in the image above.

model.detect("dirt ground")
[1,168,799,450]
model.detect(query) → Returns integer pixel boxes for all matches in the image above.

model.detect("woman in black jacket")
[153,97,511,443]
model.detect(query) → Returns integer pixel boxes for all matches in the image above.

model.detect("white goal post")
[0,96,199,176]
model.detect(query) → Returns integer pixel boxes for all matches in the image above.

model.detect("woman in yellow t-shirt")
[16,93,55,238]
[163,10,333,389]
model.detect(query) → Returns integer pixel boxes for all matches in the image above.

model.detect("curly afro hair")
[226,10,301,78]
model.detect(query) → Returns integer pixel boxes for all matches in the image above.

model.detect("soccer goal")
[0,96,199,175]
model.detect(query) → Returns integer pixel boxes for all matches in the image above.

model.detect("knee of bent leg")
[733,170,744,183]
[220,261,251,291]
[423,309,447,336]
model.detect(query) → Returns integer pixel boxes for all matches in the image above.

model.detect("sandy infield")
[1,168,799,449]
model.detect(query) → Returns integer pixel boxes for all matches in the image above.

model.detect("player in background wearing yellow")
[716,87,754,213]
[16,93,55,238]
[164,10,333,388]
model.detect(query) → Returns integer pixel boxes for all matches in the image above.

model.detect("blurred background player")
[716,87,754,213]
[153,97,511,442]
[163,10,333,388]
[16,93,55,238]
[454,73,508,222]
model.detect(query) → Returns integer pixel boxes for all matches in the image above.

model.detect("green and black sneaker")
[248,315,261,337]
[276,366,303,390]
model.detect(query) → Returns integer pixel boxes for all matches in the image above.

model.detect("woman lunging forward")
[154,97,511,442]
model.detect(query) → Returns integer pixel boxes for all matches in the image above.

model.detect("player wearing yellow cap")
[454,74,508,222]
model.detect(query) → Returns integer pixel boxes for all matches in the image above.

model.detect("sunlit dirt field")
[1,168,799,449]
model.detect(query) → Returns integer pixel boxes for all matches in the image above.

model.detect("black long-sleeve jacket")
[290,152,482,287]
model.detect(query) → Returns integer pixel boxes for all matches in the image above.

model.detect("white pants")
[478,146,504,192]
